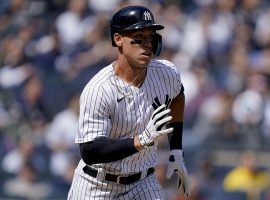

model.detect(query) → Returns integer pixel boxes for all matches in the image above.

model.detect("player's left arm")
[168,90,184,149]
[166,89,190,197]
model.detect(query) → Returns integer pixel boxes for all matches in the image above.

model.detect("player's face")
[121,29,155,68]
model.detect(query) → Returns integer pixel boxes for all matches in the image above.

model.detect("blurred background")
[0,0,270,199]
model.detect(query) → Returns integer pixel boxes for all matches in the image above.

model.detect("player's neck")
[114,59,147,87]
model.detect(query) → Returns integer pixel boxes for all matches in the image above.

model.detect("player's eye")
[130,35,153,45]
[130,39,143,44]
[149,35,155,41]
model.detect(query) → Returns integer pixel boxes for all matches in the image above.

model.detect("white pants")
[67,167,166,200]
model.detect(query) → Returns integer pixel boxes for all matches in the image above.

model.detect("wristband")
[168,122,183,150]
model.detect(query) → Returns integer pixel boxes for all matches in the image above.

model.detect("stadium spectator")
[223,151,270,199]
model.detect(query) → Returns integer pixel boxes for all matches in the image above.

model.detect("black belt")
[83,165,155,185]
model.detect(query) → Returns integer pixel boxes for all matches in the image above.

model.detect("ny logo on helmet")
[144,11,152,21]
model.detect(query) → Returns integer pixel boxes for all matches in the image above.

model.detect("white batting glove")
[166,150,189,197]
[139,104,173,149]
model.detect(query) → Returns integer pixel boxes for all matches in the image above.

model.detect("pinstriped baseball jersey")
[75,59,183,174]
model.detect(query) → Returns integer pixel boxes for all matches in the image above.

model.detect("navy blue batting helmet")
[110,6,164,56]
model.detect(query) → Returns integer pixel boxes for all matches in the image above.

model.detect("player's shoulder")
[149,59,180,74]
[81,64,113,94]
[150,59,175,67]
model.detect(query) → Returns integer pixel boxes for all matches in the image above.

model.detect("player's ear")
[114,33,123,47]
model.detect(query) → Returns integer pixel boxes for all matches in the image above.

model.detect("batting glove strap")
[138,130,154,149]
[166,150,189,196]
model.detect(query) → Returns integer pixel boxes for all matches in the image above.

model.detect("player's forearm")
[80,137,139,165]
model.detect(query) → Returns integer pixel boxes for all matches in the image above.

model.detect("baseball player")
[68,5,189,200]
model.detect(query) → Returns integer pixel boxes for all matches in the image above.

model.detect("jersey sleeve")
[172,65,184,99]
[75,84,112,143]
[157,59,184,100]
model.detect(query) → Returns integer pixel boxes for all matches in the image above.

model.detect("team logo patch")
[143,11,152,21]
[152,95,171,109]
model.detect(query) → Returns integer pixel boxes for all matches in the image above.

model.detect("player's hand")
[166,150,189,197]
[138,104,173,149]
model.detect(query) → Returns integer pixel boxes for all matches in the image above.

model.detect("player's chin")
[139,54,152,64]
[137,60,150,68]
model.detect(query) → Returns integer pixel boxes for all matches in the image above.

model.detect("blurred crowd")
[0,0,270,199]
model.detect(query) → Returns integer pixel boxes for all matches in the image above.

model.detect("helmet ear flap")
[152,33,162,56]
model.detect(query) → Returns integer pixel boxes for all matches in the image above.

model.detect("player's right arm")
[80,137,139,165]
[80,104,173,165]
[78,82,136,165]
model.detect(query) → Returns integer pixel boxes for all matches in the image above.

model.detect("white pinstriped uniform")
[68,59,183,199]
